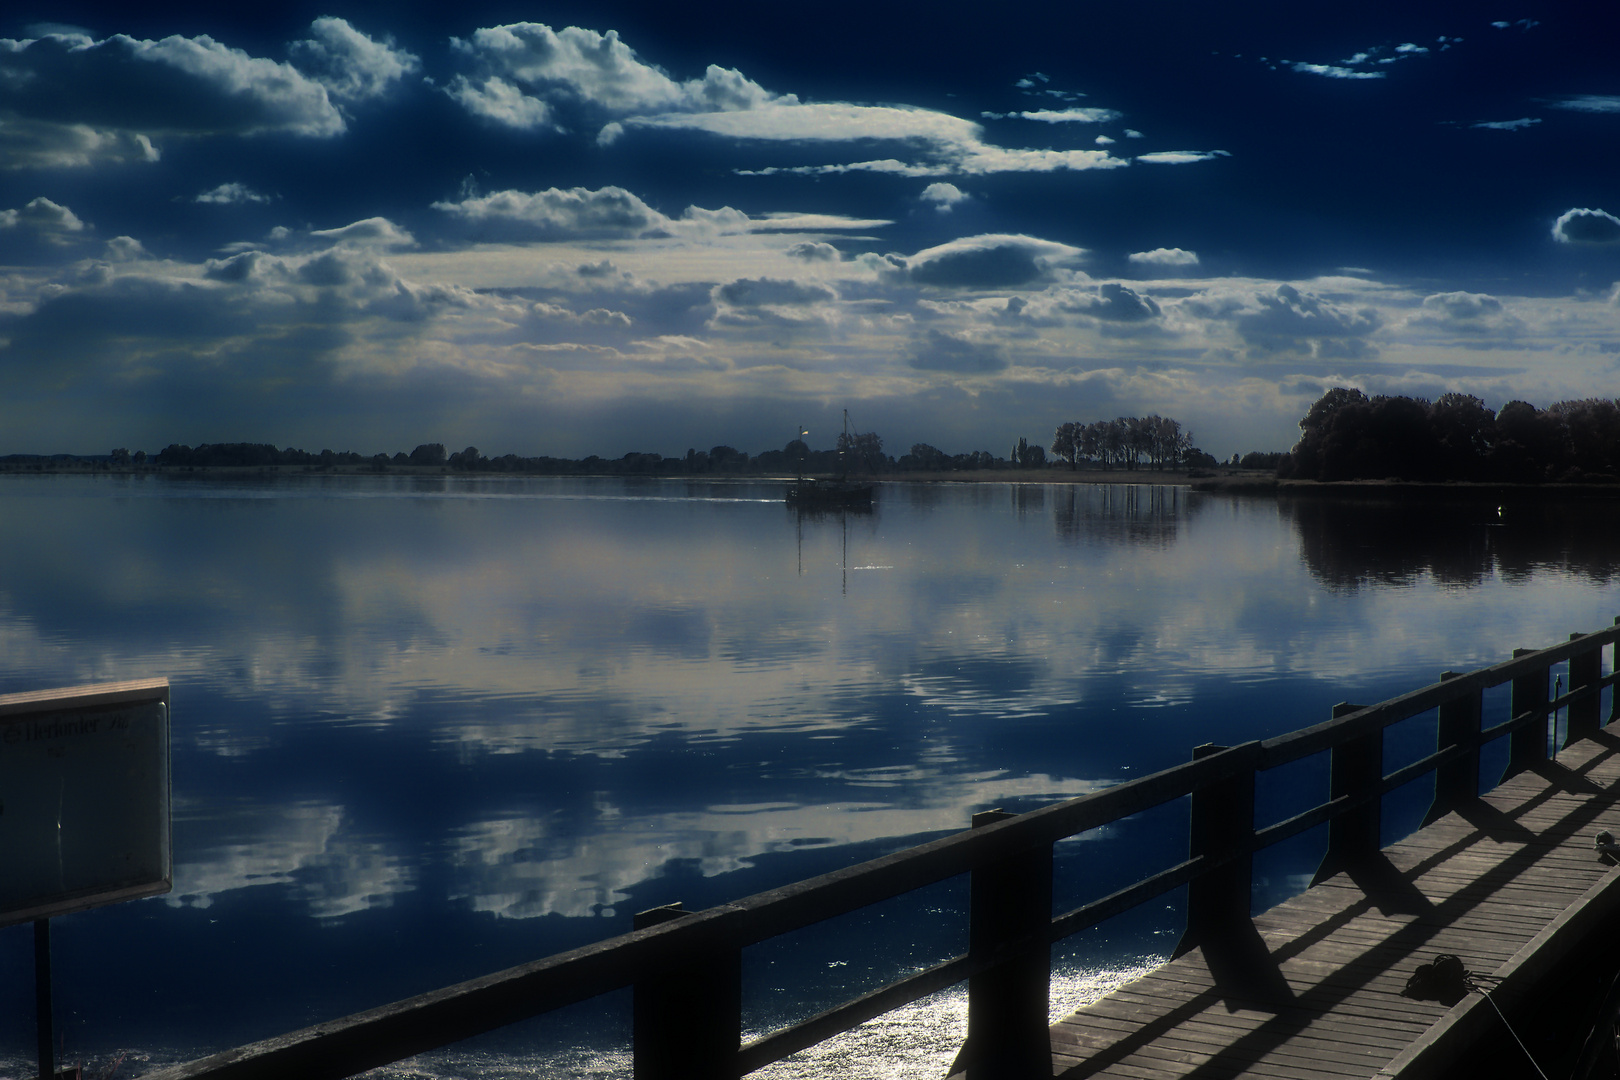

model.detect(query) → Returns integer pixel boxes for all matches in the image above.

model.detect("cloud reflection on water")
[4,474,1620,1060]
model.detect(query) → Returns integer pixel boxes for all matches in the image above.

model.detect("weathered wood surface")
[1023,734,1620,1079]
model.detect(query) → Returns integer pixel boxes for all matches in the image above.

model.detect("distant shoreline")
[6,462,1620,498]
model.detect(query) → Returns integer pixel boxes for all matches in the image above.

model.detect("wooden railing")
[142,620,1620,1080]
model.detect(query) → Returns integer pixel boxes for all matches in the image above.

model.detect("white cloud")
[1188,283,1381,358]
[1472,117,1540,131]
[1124,129,1144,138]
[289,17,419,103]
[308,217,417,249]
[1128,247,1200,267]
[1094,135,1115,145]
[0,30,346,162]
[904,233,1085,288]
[0,195,86,237]
[195,182,271,205]
[1017,108,1122,124]
[1291,63,1385,80]
[435,185,665,236]
[104,236,147,261]
[1553,208,1620,245]
[431,185,888,242]
[448,23,778,124]
[441,23,1130,179]
[1135,150,1230,165]
[0,116,160,169]
[443,75,555,130]
[921,182,968,211]
[1553,95,1620,114]
[715,277,837,306]
[1406,291,1522,335]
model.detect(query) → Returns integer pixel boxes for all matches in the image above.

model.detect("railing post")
[1505,648,1549,780]
[632,902,740,1080]
[1425,672,1481,826]
[1174,743,1258,959]
[954,809,1052,1080]
[1568,632,1602,743]
[1311,703,1378,885]
[1609,617,1620,729]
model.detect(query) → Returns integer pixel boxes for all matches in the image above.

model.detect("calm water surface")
[2,474,1619,1077]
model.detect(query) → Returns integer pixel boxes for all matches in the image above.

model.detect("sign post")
[0,679,171,1080]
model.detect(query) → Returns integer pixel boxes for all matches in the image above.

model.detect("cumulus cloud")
[1017,108,1122,123]
[444,75,555,130]
[0,116,160,169]
[714,277,837,306]
[195,182,271,205]
[0,31,346,143]
[903,234,1085,288]
[104,236,147,261]
[907,328,1008,373]
[0,195,86,235]
[1063,282,1162,322]
[1227,284,1381,357]
[445,22,777,130]
[435,185,664,237]
[921,182,968,211]
[785,241,840,262]
[1180,283,1380,359]
[1553,208,1620,245]
[1128,247,1199,267]
[289,18,419,103]
[1406,291,1522,335]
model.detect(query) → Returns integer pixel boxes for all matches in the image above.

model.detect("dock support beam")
[1313,703,1377,885]
[1568,632,1602,743]
[632,903,740,1080]
[1505,649,1549,781]
[953,809,1052,1080]
[1175,743,1258,958]
[1425,672,1481,826]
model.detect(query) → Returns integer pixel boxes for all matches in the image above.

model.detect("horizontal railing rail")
[141,618,1620,1080]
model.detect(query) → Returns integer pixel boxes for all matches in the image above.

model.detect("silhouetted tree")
[409,443,446,466]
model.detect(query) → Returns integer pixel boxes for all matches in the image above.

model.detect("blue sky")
[1,1,1616,458]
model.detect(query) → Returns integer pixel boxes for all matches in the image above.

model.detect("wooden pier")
[1038,734,1620,1079]
[138,621,1620,1080]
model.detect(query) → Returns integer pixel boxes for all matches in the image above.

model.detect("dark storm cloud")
[1062,283,1161,322]
[1184,284,1380,359]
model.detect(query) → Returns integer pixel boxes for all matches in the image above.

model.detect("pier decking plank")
[1025,736,1620,1079]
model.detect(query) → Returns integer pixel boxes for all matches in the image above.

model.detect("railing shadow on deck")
[139,619,1620,1080]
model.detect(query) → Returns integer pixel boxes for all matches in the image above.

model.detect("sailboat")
[785,412,874,509]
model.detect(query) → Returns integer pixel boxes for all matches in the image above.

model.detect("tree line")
[1281,389,1620,483]
[61,436,1015,476]
[1049,415,1208,470]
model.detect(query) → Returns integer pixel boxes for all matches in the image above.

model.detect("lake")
[2,473,1619,1078]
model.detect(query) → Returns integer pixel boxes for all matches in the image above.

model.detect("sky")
[1,0,1617,460]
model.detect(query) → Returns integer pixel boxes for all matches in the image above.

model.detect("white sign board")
[0,679,171,926]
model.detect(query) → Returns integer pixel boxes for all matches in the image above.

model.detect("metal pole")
[35,918,53,1080]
